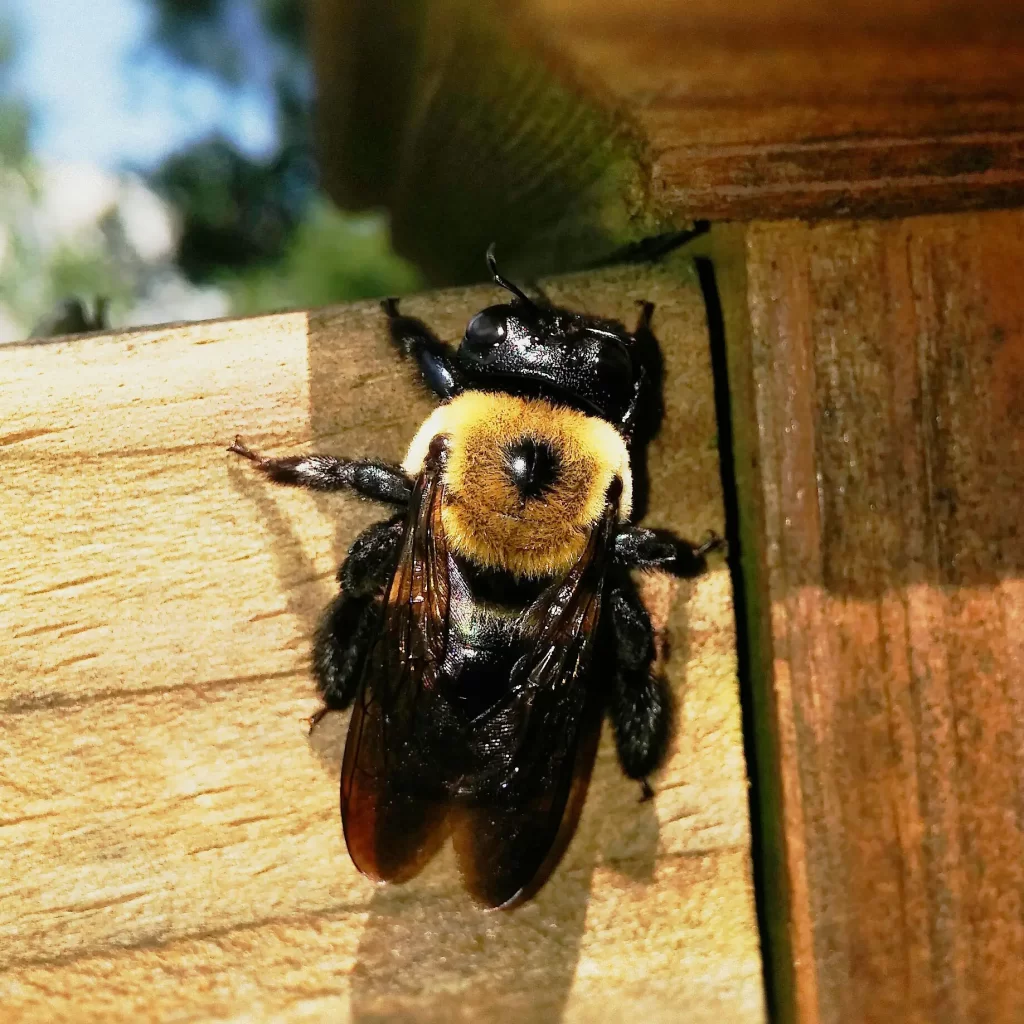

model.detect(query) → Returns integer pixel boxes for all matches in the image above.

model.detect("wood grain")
[0,264,763,1022]
[716,210,1024,1023]
[310,0,1024,282]
[527,0,1024,220]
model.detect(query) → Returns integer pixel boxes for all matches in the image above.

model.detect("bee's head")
[454,249,637,425]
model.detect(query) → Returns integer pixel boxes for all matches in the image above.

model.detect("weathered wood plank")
[0,263,763,1021]
[716,209,1024,1023]
[311,0,1024,281]
[529,0,1024,221]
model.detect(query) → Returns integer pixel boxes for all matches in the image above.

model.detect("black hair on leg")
[609,667,673,784]
[307,516,404,728]
[229,438,413,506]
[606,578,673,788]
[339,515,404,597]
[608,582,655,671]
[312,592,378,712]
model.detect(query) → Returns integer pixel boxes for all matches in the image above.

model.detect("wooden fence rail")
[1,261,763,1022]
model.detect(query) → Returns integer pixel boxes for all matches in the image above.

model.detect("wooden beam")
[309,0,662,284]
[0,262,764,1021]
[715,209,1024,1023]
[310,0,1024,281]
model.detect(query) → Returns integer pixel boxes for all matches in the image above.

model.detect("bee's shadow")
[345,763,664,1024]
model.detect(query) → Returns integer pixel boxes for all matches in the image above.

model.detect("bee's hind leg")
[606,578,673,798]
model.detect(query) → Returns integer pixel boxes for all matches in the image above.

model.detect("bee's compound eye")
[462,309,506,361]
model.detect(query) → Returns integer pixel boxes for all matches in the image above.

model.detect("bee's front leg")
[382,298,464,400]
[229,437,413,507]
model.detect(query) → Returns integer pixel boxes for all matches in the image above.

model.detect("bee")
[230,250,720,908]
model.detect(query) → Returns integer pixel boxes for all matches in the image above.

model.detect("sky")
[8,0,277,171]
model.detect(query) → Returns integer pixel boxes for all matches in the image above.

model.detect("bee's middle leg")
[339,515,404,597]
[312,592,377,715]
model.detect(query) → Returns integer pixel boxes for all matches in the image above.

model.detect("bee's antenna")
[486,244,535,307]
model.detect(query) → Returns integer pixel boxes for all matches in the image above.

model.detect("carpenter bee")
[230,250,720,908]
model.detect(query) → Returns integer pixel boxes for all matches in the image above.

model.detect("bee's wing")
[340,449,452,882]
[453,497,619,908]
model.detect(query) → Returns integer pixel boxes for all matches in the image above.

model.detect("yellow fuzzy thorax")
[403,392,632,578]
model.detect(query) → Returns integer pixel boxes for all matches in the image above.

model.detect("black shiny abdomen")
[440,555,549,722]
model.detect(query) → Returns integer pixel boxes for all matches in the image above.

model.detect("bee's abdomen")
[439,558,539,721]
[443,642,521,721]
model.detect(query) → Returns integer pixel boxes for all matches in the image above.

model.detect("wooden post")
[714,213,1024,1022]
[0,263,763,1021]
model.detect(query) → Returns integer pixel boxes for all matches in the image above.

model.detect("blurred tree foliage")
[0,3,415,340]
[0,21,30,167]
[0,19,131,337]
[0,18,35,335]
[143,0,421,311]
